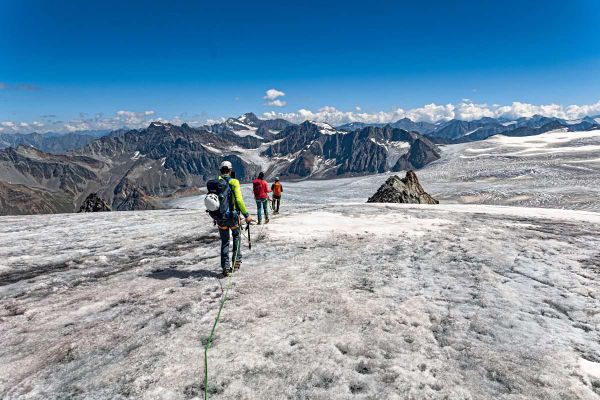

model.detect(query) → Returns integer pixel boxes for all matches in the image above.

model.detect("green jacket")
[219,175,249,217]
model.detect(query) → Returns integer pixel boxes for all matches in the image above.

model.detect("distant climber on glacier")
[271,177,283,214]
[252,172,271,224]
[204,161,253,276]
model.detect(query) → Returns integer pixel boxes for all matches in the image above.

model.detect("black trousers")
[272,196,281,212]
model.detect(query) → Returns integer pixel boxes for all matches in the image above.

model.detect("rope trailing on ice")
[203,224,242,400]
[203,218,269,399]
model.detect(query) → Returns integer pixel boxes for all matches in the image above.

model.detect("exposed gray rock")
[0,181,72,215]
[1,119,442,215]
[112,177,161,211]
[78,193,111,212]
[367,171,438,204]
[265,123,440,179]
[0,146,103,215]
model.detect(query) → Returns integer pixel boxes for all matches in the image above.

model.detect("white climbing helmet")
[220,160,232,170]
[204,193,220,211]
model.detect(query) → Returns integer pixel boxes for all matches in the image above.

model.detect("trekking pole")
[245,222,252,250]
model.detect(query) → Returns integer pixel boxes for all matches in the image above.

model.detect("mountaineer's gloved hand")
[245,215,253,224]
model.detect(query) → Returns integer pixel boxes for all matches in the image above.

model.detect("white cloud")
[0,110,163,134]
[206,117,227,125]
[267,99,286,107]
[2,100,600,135]
[115,110,156,125]
[264,88,285,101]
[263,100,600,125]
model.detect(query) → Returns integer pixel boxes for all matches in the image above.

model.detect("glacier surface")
[1,129,600,399]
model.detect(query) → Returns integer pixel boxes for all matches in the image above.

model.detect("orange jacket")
[271,181,283,197]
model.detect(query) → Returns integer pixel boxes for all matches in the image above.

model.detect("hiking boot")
[221,267,233,277]
[265,218,270,224]
[233,260,242,270]
[257,220,262,225]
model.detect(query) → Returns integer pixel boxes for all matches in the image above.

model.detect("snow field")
[2,129,600,398]
[416,129,600,211]
[1,203,599,399]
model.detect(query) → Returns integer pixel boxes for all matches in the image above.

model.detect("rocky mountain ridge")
[0,130,112,153]
[0,115,440,215]
[264,122,439,178]
[340,114,600,143]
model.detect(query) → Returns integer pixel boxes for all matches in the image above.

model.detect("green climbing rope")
[203,225,241,400]
[203,220,269,399]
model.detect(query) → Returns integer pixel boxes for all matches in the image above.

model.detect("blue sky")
[1,0,599,132]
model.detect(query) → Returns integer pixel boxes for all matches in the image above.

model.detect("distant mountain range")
[0,129,114,153]
[0,113,440,215]
[1,112,599,215]
[338,114,600,143]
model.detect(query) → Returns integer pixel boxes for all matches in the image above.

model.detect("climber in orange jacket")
[271,177,283,214]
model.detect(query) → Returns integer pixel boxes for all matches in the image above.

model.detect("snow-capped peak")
[309,121,342,135]
[237,112,259,125]
[149,121,171,128]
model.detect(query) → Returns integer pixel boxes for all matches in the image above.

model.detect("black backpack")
[206,176,237,223]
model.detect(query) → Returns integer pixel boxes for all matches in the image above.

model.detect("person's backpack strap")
[222,175,238,212]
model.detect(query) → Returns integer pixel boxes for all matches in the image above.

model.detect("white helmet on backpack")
[204,193,220,211]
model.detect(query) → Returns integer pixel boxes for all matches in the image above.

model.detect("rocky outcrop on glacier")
[367,171,438,204]
[78,193,111,212]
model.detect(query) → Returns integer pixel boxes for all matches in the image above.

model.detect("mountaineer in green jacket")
[205,161,252,276]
